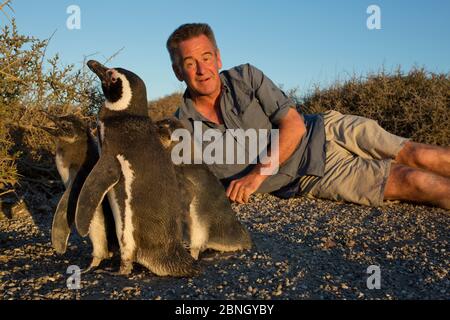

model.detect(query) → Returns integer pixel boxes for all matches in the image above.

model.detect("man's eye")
[185,61,194,68]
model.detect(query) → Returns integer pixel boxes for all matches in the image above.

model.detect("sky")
[4,0,450,100]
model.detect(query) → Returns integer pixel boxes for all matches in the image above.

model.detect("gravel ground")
[0,192,448,300]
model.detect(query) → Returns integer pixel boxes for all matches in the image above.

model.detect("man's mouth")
[197,77,211,83]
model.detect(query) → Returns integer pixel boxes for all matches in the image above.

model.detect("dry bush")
[293,67,450,146]
[0,20,102,202]
[148,92,182,121]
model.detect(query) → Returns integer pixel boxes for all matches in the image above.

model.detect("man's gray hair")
[166,23,218,64]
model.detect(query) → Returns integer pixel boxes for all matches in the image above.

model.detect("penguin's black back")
[101,115,186,244]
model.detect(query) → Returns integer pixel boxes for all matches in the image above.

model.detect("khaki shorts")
[298,110,409,206]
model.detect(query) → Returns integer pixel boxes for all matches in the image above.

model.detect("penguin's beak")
[44,113,60,123]
[39,115,61,135]
[87,60,108,82]
[40,126,58,135]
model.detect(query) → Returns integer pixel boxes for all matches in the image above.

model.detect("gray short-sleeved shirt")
[175,63,326,198]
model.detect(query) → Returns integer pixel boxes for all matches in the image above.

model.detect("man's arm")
[226,107,306,203]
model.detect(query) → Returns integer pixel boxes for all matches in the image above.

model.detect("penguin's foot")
[81,256,105,274]
[81,265,98,274]
[94,269,123,276]
[198,250,239,262]
[140,248,199,277]
[93,266,131,277]
[93,259,133,277]
[190,248,200,260]
[119,260,133,275]
[199,251,221,262]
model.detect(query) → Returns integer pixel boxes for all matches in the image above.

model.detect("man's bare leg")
[396,141,450,178]
[384,163,450,210]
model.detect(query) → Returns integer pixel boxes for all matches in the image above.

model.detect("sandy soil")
[0,192,448,300]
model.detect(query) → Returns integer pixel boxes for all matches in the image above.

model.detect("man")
[166,23,450,210]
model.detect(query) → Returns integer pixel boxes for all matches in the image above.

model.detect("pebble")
[272,284,283,296]
[0,192,448,299]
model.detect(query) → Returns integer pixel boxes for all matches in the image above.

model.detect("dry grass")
[148,92,182,121]
[295,67,450,146]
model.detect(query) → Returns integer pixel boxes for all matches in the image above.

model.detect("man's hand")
[226,173,267,204]
[226,107,306,204]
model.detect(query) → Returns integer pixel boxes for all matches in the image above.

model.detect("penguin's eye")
[111,77,117,83]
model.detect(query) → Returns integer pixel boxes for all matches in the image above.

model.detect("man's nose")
[196,60,206,74]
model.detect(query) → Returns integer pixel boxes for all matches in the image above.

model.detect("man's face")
[172,34,222,99]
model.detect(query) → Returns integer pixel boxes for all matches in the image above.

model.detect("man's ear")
[172,63,184,82]
[216,49,222,70]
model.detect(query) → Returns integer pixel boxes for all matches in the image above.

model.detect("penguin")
[156,117,253,260]
[42,114,118,271]
[77,60,197,276]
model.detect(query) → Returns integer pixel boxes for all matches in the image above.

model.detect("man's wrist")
[249,165,271,182]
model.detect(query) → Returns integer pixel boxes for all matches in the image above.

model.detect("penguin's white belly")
[115,154,136,256]
[189,196,209,250]
[55,154,70,188]
[107,189,123,242]
[89,207,109,258]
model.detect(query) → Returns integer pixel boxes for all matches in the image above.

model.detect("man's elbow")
[279,107,306,139]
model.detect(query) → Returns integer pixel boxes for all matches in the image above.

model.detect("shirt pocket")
[239,97,272,131]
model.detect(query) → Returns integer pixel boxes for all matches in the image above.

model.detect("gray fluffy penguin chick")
[77,60,197,276]
[42,114,118,271]
[156,117,253,260]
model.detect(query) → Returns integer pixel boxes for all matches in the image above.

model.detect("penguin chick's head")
[156,117,186,150]
[87,60,147,113]
[43,114,86,142]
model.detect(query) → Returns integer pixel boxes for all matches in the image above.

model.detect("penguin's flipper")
[51,184,73,254]
[75,156,120,237]
[52,167,92,254]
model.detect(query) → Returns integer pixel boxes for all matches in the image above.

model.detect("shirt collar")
[179,72,230,122]
[220,72,231,93]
